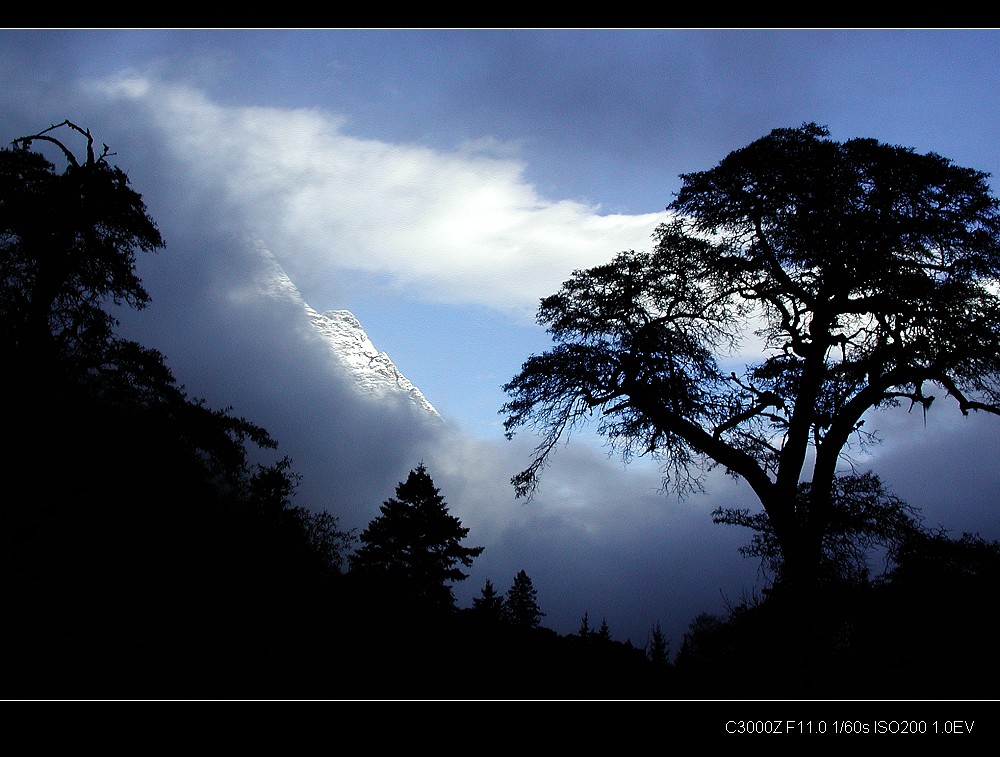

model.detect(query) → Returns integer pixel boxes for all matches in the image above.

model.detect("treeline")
[0,122,674,700]
[4,121,1000,701]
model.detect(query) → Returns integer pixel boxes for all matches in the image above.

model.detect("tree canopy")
[1,122,358,697]
[1,120,283,492]
[713,471,923,587]
[1,121,162,382]
[5,118,999,699]
[502,123,1000,591]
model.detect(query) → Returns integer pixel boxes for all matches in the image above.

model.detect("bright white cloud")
[92,74,670,319]
[77,66,1000,648]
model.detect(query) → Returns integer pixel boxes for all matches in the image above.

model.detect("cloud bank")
[5,57,998,649]
[92,74,670,320]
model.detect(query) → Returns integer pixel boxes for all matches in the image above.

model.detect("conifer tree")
[597,617,612,643]
[503,570,544,628]
[647,621,670,665]
[472,578,506,622]
[350,464,484,610]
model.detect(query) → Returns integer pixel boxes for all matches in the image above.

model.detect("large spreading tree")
[502,123,1000,594]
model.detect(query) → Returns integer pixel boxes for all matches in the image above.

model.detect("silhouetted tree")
[886,528,1000,590]
[647,621,670,666]
[502,122,1000,594]
[578,611,592,637]
[350,464,484,611]
[596,617,612,643]
[1,121,280,523]
[1,120,163,389]
[472,578,506,622]
[872,528,1000,690]
[714,471,923,588]
[503,570,544,628]
[238,456,356,583]
[0,121,279,478]
[299,508,356,578]
[673,526,1000,698]
[0,123,350,698]
[675,612,728,671]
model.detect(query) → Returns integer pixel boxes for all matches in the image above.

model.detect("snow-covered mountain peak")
[250,239,441,420]
[306,306,440,419]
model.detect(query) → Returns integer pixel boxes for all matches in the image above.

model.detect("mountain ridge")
[250,240,440,419]
[306,306,440,418]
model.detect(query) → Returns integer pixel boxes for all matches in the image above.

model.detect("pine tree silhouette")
[473,578,506,623]
[351,464,483,611]
[503,570,544,628]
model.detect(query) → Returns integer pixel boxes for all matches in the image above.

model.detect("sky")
[3,28,1000,652]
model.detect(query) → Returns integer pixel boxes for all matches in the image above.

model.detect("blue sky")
[4,29,1000,652]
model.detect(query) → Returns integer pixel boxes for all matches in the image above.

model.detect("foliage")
[1,121,163,380]
[675,612,730,671]
[596,617,612,642]
[646,621,670,665]
[670,527,1000,698]
[239,456,356,581]
[503,569,545,628]
[886,527,1000,587]
[300,508,356,577]
[0,122,279,479]
[472,578,506,622]
[350,464,484,610]
[13,120,1000,698]
[0,123,354,697]
[714,471,924,587]
[503,122,1000,590]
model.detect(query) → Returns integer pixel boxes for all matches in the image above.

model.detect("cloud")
[8,59,997,650]
[94,164,740,646]
[90,73,670,320]
[420,422,761,646]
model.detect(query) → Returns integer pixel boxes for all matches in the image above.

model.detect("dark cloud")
[5,29,1000,652]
